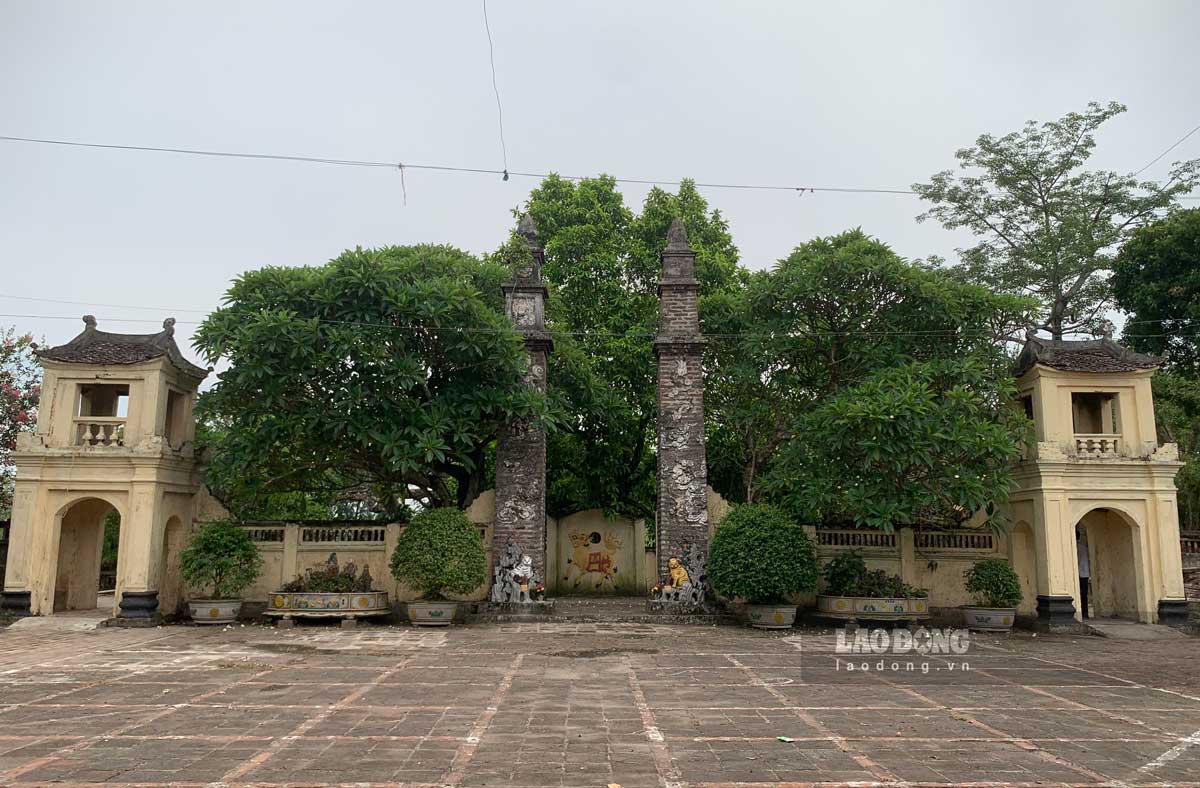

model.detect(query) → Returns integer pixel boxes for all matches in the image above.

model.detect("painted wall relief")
[558,525,636,594]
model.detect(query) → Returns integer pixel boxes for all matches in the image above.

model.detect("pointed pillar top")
[665,217,692,253]
[518,213,539,247]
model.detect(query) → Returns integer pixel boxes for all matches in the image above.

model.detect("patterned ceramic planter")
[266,591,389,619]
[188,599,242,624]
[962,606,1016,632]
[745,604,797,629]
[407,601,458,627]
[816,595,930,622]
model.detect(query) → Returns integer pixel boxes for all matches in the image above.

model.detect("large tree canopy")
[518,175,742,518]
[1113,208,1200,376]
[194,244,548,515]
[705,230,1032,530]
[915,102,1199,339]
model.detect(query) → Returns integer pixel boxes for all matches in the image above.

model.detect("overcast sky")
[2,1,1198,379]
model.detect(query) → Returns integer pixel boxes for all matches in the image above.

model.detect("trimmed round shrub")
[708,504,818,604]
[390,508,487,600]
[179,521,264,599]
[964,558,1022,608]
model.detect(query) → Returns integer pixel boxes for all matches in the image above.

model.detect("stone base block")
[1,590,33,617]
[1158,598,1190,626]
[276,617,295,629]
[340,618,357,630]
[118,590,160,621]
[1034,594,1081,632]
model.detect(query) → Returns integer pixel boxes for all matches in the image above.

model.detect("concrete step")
[7,609,110,632]
[467,595,737,625]
[1085,619,1187,640]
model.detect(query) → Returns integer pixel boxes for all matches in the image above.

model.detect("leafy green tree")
[0,327,39,518]
[516,175,742,518]
[194,244,547,513]
[389,507,487,599]
[179,521,264,599]
[706,230,1030,514]
[915,102,1199,339]
[1113,208,1200,376]
[707,504,818,604]
[1151,372,1200,531]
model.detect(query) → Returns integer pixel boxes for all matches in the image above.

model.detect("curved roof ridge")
[35,315,208,380]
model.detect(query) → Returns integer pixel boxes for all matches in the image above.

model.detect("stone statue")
[653,544,707,612]
[490,539,539,604]
[665,557,690,590]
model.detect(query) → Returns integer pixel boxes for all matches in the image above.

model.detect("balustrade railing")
[74,418,126,447]
[1074,433,1121,457]
[915,531,994,551]
[816,529,897,550]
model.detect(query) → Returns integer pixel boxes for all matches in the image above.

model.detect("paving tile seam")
[439,652,523,786]
[209,657,415,786]
[725,654,899,783]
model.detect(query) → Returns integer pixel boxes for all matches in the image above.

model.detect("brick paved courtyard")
[1,620,1199,788]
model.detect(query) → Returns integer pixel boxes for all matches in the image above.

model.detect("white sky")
[2,1,1198,383]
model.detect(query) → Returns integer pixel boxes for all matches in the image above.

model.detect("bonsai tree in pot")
[179,520,264,624]
[390,507,487,626]
[962,558,1022,632]
[817,549,929,622]
[708,504,818,629]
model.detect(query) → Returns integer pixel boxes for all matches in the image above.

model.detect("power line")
[0,134,916,195]
[481,0,509,180]
[1135,121,1200,176]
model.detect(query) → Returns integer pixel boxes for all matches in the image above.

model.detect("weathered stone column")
[492,215,553,594]
[654,218,709,581]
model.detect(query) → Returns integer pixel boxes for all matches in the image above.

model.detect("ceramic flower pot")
[266,591,389,619]
[407,601,458,627]
[188,599,241,624]
[745,604,797,629]
[962,606,1016,632]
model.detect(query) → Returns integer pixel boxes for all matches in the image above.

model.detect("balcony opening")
[1072,392,1120,456]
[76,383,129,446]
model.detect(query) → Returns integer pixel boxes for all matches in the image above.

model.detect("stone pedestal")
[1,590,32,617]
[653,219,710,593]
[493,215,553,586]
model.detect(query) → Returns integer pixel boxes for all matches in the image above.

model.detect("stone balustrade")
[74,417,126,447]
[1074,433,1121,457]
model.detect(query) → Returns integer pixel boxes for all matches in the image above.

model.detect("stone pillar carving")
[492,215,553,594]
[654,218,709,585]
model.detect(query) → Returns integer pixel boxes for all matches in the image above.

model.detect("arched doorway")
[1075,507,1139,620]
[158,516,187,615]
[53,498,120,613]
[1008,522,1037,616]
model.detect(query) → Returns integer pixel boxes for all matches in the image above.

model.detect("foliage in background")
[915,102,1199,339]
[1113,208,1200,376]
[820,550,927,598]
[280,553,377,593]
[179,521,263,599]
[0,328,40,519]
[101,510,120,573]
[963,558,1023,608]
[388,507,487,600]
[707,504,818,604]
[706,230,1030,529]
[1150,373,1200,532]
[194,245,548,515]
[517,176,743,518]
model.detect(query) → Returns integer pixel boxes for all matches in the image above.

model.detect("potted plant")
[816,549,930,622]
[708,504,818,629]
[179,520,264,624]
[962,558,1022,632]
[390,507,487,626]
[266,553,389,621]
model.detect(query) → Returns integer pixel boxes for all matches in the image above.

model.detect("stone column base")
[117,590,160,622]
[1157,598,1190,626]
[1,590,33,617]
[1035,595,1077,630]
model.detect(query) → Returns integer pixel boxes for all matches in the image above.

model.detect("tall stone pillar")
[654,218,709,581]
[492,215,553,592]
